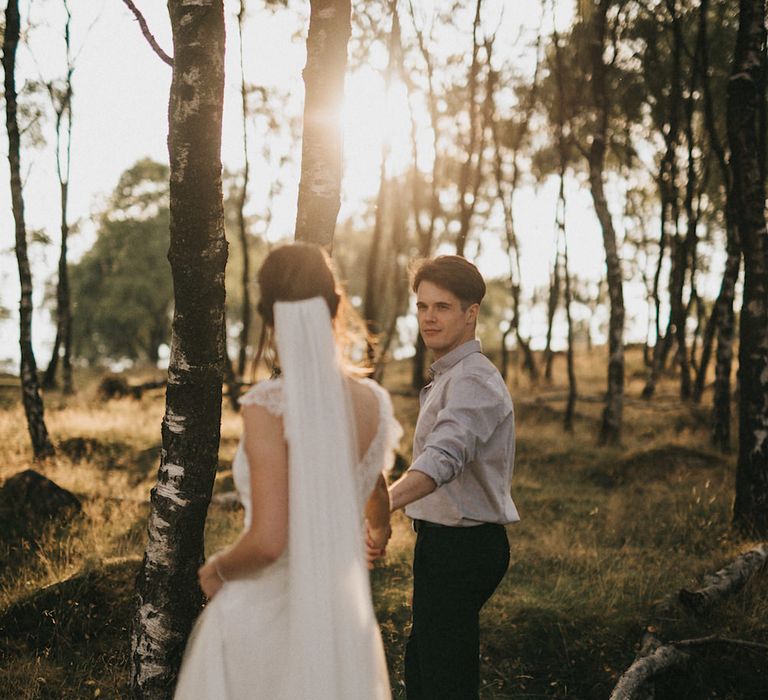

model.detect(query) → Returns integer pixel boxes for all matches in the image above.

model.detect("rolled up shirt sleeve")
[409,372,511,487]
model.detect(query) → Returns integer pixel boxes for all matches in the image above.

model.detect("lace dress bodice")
[234,377,402,528]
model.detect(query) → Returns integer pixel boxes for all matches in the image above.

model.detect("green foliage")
[70,159,172,366]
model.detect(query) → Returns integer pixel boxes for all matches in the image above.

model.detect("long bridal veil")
[274,297,390,699]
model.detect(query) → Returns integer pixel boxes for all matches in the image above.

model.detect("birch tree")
[295,0,351,248]
[42,0,75,394]
[585,0,625,444]
[3,0,55,459]
[729,0,768,536]
[130,1,227,696]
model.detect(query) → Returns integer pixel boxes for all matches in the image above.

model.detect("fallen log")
[609,633,690,700]
[678,544,768,614]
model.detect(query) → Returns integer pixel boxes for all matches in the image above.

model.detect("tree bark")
[130,2,227,697]
[711,237,740,451]
[679,544,768,614]
[235,0,252,379]
[294,0,351,249]
[3,0,55,460]
[730,0,768,537]
[609,633,690,700]
[587,0,625,445]
[698,0,741,450]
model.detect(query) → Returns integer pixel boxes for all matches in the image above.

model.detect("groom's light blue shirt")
[405,339,519,527]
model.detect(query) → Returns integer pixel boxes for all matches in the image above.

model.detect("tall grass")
[1,349,766,698]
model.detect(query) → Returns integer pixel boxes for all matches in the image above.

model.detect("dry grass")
[1,349,767,698]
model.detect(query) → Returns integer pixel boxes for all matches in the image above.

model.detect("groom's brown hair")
[412,255,486,309]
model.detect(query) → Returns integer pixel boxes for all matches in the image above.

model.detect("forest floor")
[0,347,767,699]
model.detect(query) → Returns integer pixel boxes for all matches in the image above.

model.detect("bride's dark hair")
[253,242,368,376]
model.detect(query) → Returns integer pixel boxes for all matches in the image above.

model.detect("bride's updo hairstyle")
[257,243,341,325]
[253,242,368,376]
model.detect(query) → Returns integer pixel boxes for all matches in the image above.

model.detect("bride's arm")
[365,473,391,543]
[364,473,391,568]
[198,404,288,597]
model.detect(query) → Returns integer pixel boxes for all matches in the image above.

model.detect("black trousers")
[405,522,510,700]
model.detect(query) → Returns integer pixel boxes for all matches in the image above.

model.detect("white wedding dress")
[174,370,401,700]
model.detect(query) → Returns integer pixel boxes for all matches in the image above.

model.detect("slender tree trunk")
[563,234,577,432]
[587,0,625,445]
[551,19,577,428]
[696,0,740,444]
[553,58,576,429]
[411,335,428,391]
[3,0,55,459]
[43,1,74,394]
[408,0,441,248]
[294,0,351,249]
[44,326,62,389]
[590,164,625,445]
[500,323,512,382]
[648,175,667,377]
[130,2,227,696]
[373,179,409,383]
[363,164,387,361]
[455,0,483,257]
[407,0,442,390]
[692,302,717,403]
[364,2,400,364]
[644,1,684,399]
[407,0,440,260]
[544,247,561,382]
[729,0,768,536]
[672,0,695,399]
[711,240,740,450]
[492,24,543,384]
[236,0,251,378]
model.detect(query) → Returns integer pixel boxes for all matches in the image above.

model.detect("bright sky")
[0,0,635,371]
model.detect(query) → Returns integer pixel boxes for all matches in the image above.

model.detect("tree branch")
[609,633,690,700]
[672,635,768,653]
[678,544,768,614]
[120,0,173,66]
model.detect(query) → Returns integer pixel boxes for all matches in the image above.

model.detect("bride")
[174,243,400,699]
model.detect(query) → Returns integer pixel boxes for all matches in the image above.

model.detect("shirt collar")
[430,339,481,377]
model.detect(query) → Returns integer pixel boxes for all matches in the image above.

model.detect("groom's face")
[416,280,478,360]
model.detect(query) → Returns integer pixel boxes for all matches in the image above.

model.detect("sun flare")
[342,67,428,198]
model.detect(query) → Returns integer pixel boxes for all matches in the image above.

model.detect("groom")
[387,255,518,700]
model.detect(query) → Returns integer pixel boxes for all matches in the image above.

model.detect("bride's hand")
[198,556,225,600]
[365,521,391,569]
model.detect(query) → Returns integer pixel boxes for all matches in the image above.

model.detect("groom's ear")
[466,303,480,325]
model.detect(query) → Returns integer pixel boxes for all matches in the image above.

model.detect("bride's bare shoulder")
[348,376,381,409]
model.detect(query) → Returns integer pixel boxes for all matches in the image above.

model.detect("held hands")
[198,554,226,600]
[365,519,392,570]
